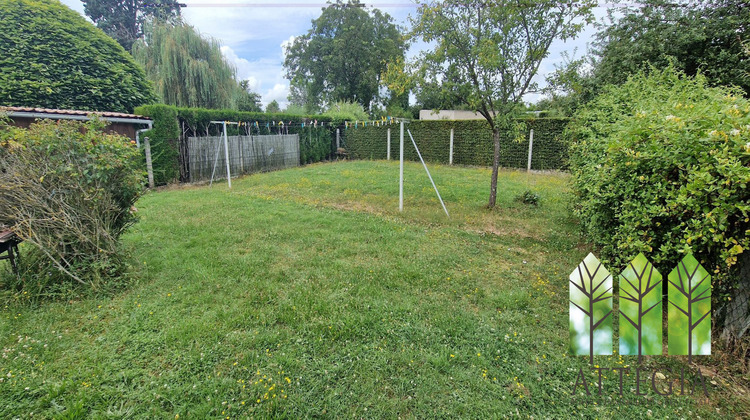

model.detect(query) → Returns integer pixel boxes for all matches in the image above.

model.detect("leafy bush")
[0,0,156,113]
[0,119,144,294]
[568,67,750,304]
[515,190,540,206]
[324,101,370,125]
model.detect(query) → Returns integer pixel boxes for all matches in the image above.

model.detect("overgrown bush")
[323,101,370,125]
[0,119,143,295]
[568,67,750,333]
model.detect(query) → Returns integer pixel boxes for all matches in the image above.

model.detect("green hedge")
[134,105,338,184]
[0,0,156,113]
[568,67,750,327]
[134,104,180,186]
[342,118,570,170]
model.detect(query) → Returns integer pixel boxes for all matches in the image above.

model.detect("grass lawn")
[1,160,747,418]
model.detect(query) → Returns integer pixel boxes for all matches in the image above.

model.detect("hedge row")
[342,118,570,170]
[134,105,179,186]
[135,105,337,185]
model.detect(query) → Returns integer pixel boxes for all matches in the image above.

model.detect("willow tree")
[132,21,240,109]
[400,0,594,208]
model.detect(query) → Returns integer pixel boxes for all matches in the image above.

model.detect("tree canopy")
[83,0,182,51]
[398,0,593,207]
[265,100,281,114]
[283,0,406,112]
[0,0,156,113]
[132,21,249,110]
[543,0,750,115]
[235,80,263,112]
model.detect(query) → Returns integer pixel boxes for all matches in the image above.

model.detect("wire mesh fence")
[187,134,299,183]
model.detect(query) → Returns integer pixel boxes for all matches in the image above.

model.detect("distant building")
[1,106,152,141]
[419,109,491,120]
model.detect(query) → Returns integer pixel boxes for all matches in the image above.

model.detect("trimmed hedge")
[0,0,156,113]
[342,118,570,170]
[134,104,180,186]
[134,105,337,184]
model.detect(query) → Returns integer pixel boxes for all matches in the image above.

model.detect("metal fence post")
[449,128,454,165]
[399,121,404,212]
[527,129,534,172]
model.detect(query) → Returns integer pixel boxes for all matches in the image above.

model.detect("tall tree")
[396,0,593,208]
[284,0,406,111]
[83,0,182,51]
[265,100,281,114]
[131,21,242,109]
[235,80,263,112]
[0,0,156,113]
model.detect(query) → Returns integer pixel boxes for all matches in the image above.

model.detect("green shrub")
[323,101,370,125]
[568,67,750,302]
[0,0,156,112]
[134,104,180,185]
[0,119,144,295]
[516,190,540,206]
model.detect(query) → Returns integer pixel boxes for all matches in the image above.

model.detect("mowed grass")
[0,161,744,418]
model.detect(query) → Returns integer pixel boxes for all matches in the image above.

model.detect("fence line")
[187,134,299,183]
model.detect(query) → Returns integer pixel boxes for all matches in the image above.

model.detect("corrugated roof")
[0,106,151,121]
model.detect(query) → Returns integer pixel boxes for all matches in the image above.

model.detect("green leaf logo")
[569,253,614,363]
[618,253,663,362]
[668,254,711,362]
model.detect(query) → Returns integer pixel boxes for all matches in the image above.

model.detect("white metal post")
[399,121,404,212]
[223,121,232,188]
[336,129,340,149]
[387,128,391,160]
[449,128,454,165]
[143,136,154,189]
[527,129,534,172]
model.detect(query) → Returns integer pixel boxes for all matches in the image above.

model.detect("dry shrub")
[0,118,143,294]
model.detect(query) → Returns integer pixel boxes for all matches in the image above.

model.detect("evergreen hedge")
[342,118,570,170]
[134,104,180,186]
[0,0,156,113]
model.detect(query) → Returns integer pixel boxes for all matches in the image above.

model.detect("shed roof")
[1,106,152,125]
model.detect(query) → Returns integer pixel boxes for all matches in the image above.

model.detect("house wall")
[7,116,140,141]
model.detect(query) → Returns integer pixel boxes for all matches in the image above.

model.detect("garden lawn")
[0,161,745,418]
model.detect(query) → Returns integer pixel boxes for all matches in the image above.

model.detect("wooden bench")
[0,229,21,274]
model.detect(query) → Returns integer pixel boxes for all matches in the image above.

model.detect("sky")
[59,1,609,109]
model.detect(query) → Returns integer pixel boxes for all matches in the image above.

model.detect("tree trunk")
[721,250,750,342]
[488,127,501,208]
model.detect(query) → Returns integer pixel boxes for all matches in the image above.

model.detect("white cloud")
[221,45,288,106]
[59,0,607,107]
[264,84,290,107]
